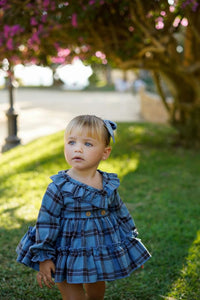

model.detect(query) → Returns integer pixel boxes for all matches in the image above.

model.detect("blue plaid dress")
[16,170,151,283]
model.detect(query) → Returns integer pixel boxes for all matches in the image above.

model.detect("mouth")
[72,156,84,161]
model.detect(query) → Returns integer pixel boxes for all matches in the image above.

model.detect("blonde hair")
[64,115,111,146]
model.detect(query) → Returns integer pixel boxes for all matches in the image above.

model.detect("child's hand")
[37,260,55,289]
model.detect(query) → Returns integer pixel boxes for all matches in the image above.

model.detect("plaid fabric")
[16,170,151,283]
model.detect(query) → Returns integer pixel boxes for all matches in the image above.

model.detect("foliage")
[0,1,58,66]
[1,1,200,144]
[0,123,200,299]
[57,0,200,145]
[1,1,199,65]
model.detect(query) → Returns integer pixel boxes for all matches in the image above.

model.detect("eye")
[68,140,75,145]
[85,142,93,147]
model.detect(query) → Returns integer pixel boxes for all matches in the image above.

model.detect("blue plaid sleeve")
[109,190,138,236]
[30,182,63,263]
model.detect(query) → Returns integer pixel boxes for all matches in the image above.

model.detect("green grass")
[0,122,200,300]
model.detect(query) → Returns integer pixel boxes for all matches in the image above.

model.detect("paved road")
[0,88,141,150]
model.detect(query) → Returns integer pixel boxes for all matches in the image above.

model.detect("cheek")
[64,148,67,161]
[91,149,104,161]
[64,145,71,161]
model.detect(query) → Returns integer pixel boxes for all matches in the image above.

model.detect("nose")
[74,142,83,152]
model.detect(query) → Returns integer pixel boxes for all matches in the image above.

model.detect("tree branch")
[190,23,200,43]
[186,62,200,73]
[152,71,171,112]
[129,4,165,50]
[117,58,161,70]
[84,22,105,49]
[135,0,147,23]
[107,21,120,52]
[137,46,165,58]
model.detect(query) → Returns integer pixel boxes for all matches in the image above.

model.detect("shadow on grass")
[0,207,61,300]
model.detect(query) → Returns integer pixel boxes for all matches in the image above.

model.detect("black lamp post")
[2,75,21,152]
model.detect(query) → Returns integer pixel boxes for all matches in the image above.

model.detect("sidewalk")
[0,88,142,150]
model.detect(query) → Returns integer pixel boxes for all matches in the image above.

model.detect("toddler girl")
[16,115,151,300]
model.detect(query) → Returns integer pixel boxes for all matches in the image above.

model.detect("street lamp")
[2,68,21,152]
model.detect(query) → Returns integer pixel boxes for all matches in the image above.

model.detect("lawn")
[0,122,200,300]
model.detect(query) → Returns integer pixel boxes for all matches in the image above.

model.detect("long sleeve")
[109,190,138,237]
[30,182,63,263]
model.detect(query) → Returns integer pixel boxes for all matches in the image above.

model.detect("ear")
[102,146,112,161]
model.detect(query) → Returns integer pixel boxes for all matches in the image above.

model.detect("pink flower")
[3,25,10,38]
[51,57,66,64]
[156,21,164,30]
[181,18,188,27]
[38,24,44,33]
[81,45,89,52]
[30,32,40,43]
[173,16,181,27]
[128,26,134,32]
[3,24,24,38]
[95,51,106,59]
[71,13,78,27]
[50,1,56,10]
[160,11,166,16]
[31,17,38,26]
[0,0,7,6]
[6,38,13,50]
[58,48,71,57]
[155,17,164,30]
[43,0,50,7]
[30,58,38,64]
[12,24,24,35]
[41,14,47,23]
[54,42,60,50]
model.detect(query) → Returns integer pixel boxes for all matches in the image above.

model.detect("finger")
[43,275,54,289]
[46,273,55,287]
[36,273,43,288]
[46,265,55,286]
[36,272,43,288]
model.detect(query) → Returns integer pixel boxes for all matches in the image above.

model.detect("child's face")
[64,128,111,172]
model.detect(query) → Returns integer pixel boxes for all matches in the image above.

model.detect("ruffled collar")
[50,170,120,209]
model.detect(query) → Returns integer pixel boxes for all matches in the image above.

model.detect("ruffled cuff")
[31,250,56,263]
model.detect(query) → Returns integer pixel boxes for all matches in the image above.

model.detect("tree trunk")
[159,71,200,147]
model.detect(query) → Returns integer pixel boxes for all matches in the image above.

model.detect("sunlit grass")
[0,122,200,299]
[100,154,139,180]
[166,231,200,300]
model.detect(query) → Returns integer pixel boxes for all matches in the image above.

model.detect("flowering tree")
[0,0,67,151]
[56,0,200,146]
[1,0,200,146]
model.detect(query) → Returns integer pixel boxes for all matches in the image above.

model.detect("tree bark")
[159,71,200,147]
